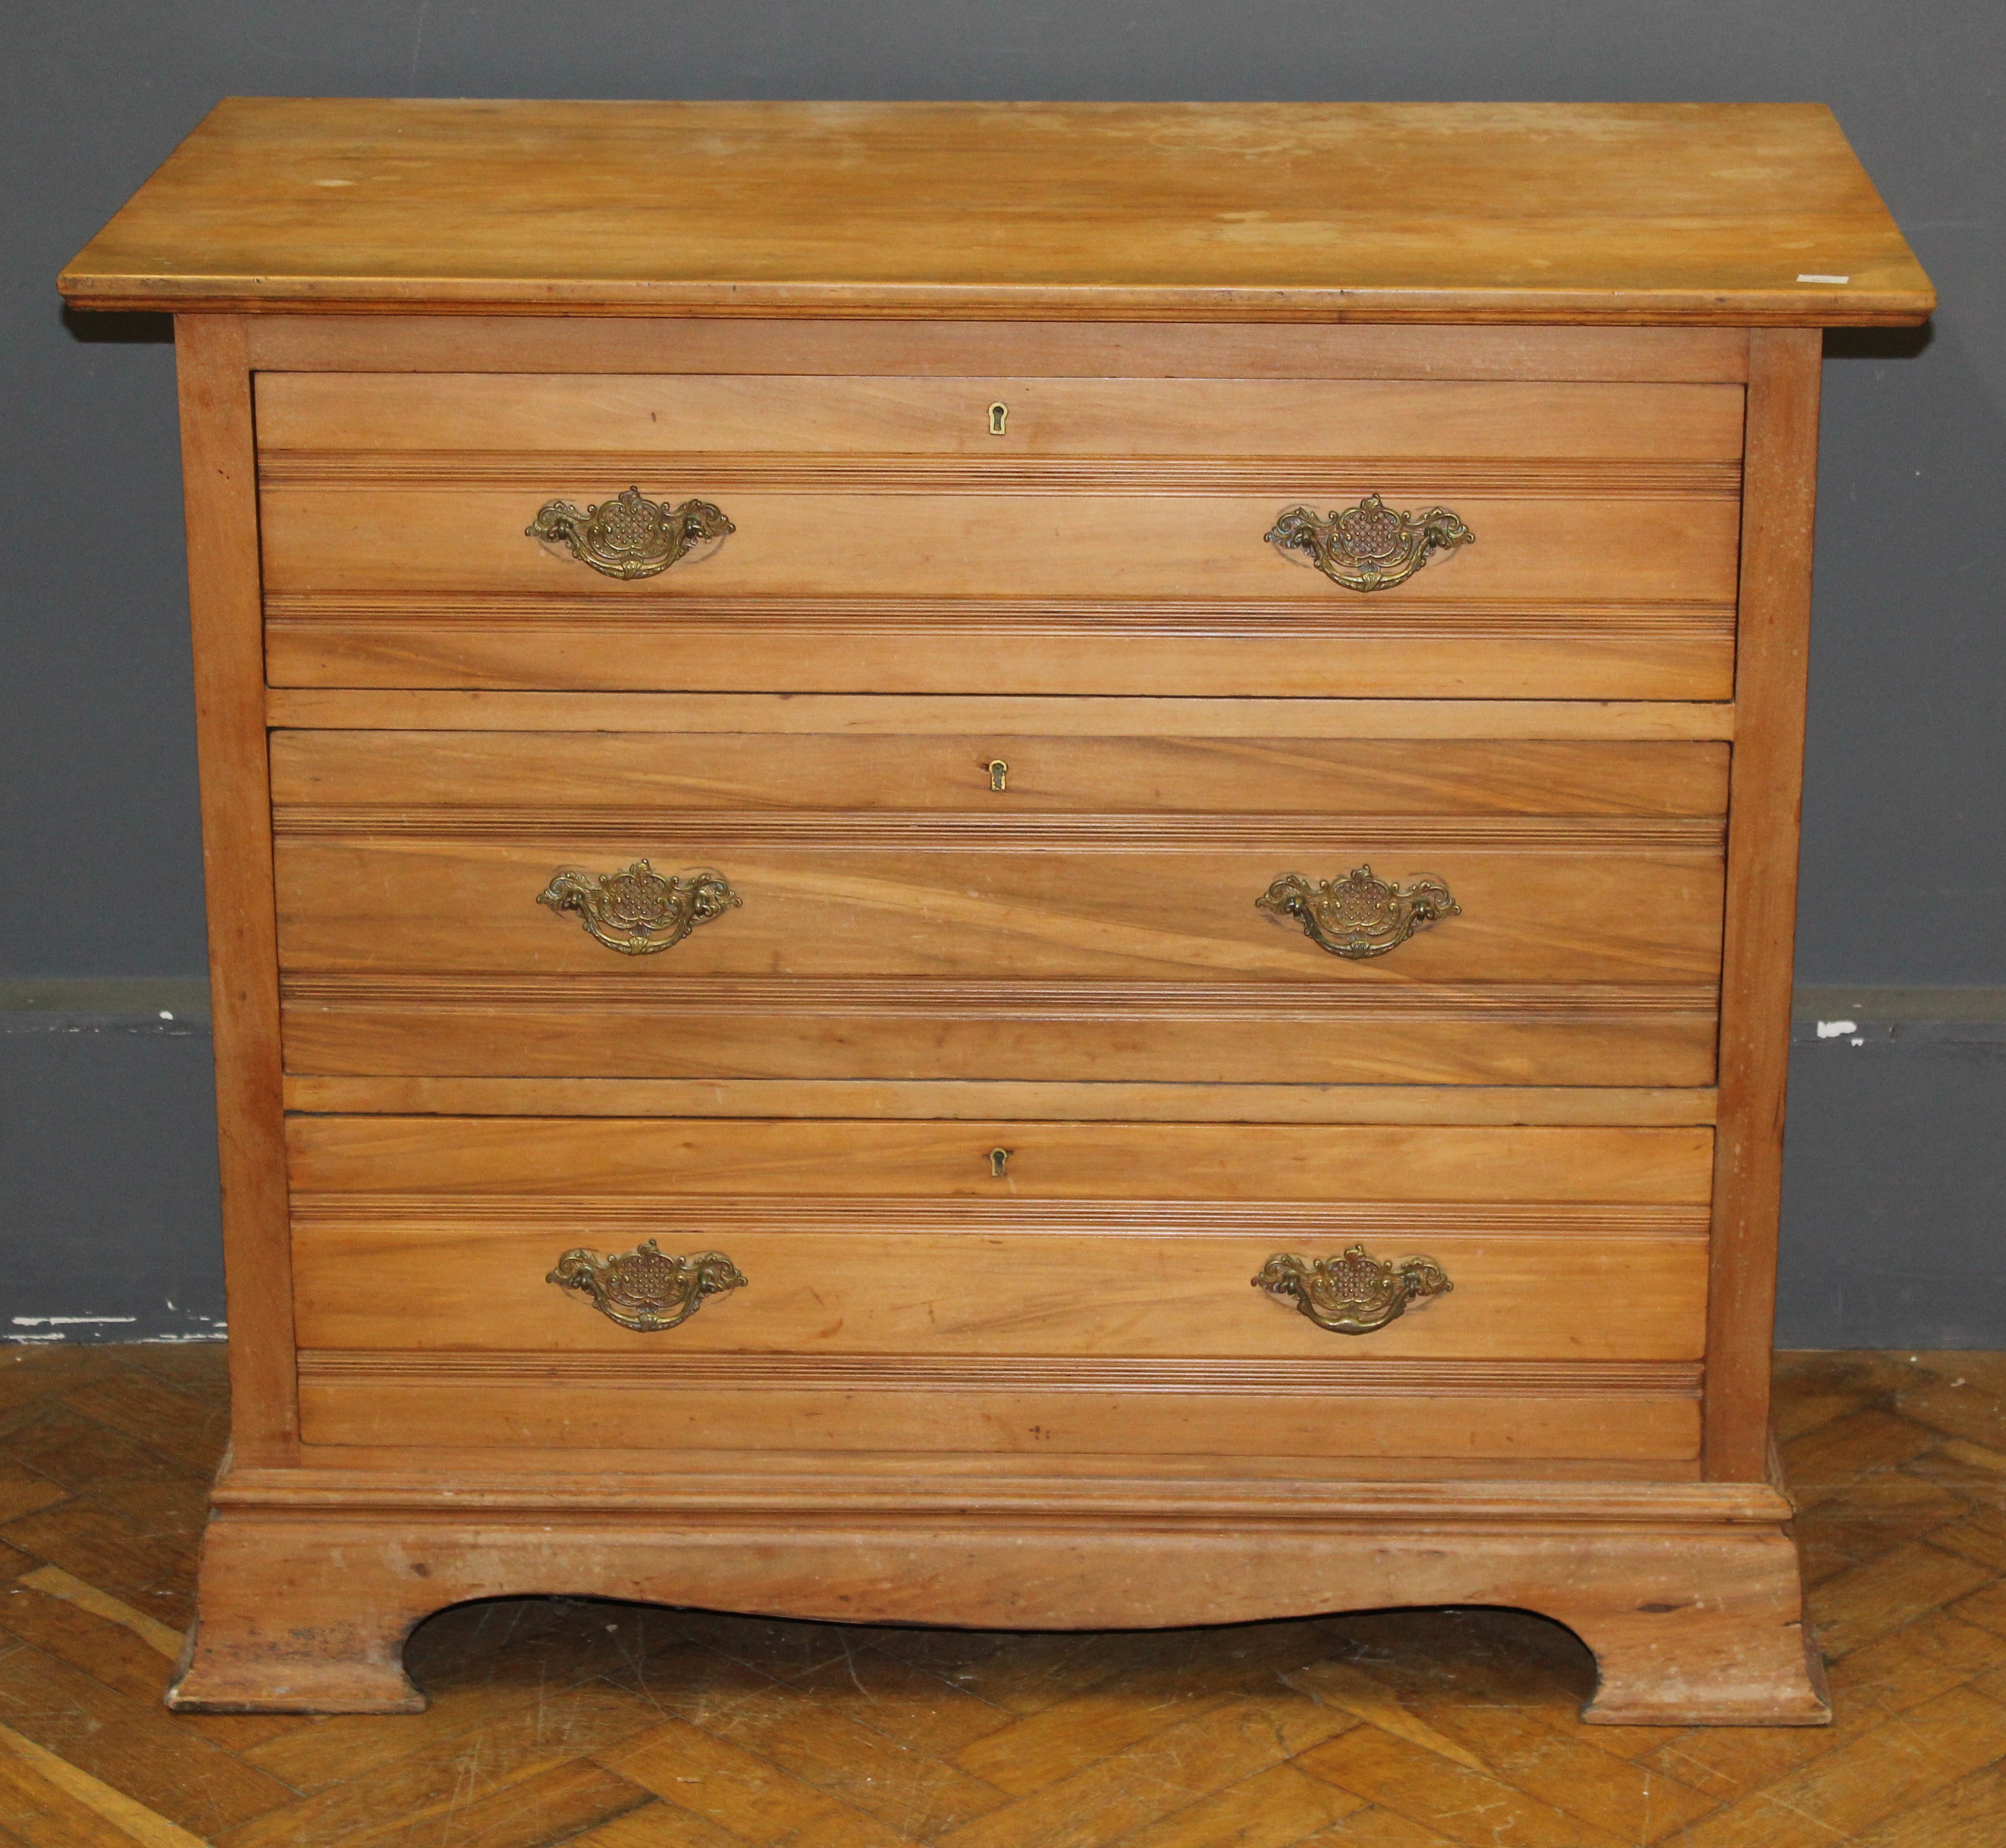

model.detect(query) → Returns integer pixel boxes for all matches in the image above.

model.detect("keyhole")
[987,758,1009,793]
[988,402,1009,436]
[989,1147,1012,1179]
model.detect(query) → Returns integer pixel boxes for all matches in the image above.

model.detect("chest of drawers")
[62,99,1932,1724]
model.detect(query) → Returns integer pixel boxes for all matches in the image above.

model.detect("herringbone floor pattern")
[2,1347,2005,1845]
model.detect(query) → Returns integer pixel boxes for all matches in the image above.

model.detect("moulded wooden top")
[60,98,1934,325]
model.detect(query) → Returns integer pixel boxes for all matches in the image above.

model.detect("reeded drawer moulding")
[258,452,1747,498]
[212,1466,1793,1526]
[262,688,1743,741]
[289,1197,1715,1238]
[271,809,1727,851]
[280,974,1723,1020]
[299,1351,1705,1399]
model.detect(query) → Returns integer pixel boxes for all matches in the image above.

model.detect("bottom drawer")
[296,1354,1701,1463]
[289,1114,1712,1466]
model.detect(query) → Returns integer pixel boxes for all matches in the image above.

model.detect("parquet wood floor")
[2,1346,2004,1846]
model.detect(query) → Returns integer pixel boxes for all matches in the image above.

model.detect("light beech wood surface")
[266,598,1738,700]
[264,688,1740,739]
[279,982,1721,1086]
[1705,329,1824,1477]
[60,99,1933,323]
[175,317,299,1467]
[259,487,1740,601]
[256,372,1747,458]
[294,1376,1703,1463]
[271,840,1724,982]
[290,1225,1705,1361]
[245,313,1759,380]
[280,1075,1721,1124]
[270,730,1731,814]
[284,1115,1716,1201]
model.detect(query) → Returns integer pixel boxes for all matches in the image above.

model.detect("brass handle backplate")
[1257,865,1458,960]
[1266,493,1473,591]
[537,859,741,955]
[527,486,733,579]
[548,1239,747,1332]
[1253,1246,1452,1335]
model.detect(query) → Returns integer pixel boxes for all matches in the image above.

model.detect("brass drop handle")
[527,486,733,579]
[1266,493,1473,591]
[537,860,741,955]
[548,1240,747,1332]
[1253,1246,1451,1335]
[1257,866,1457,960]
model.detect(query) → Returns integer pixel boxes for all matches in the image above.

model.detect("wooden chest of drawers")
[62,99,1933,1724]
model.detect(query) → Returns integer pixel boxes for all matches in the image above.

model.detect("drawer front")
[279,835,1725,987]
[256,372,1748,459]
[280,992,1717,1086]
[275,841,1723,983]
[295,1362,1703,1463]
[290,1115,1709,1463]
[263,487,1737,602]
[271,729,1733,817]
[259,371,1742,698]
[272,727,1723,1086]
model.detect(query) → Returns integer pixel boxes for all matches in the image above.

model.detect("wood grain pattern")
[264,687,1740,740]
[174,316,297,1469]
[270,730,1732,816]
[59,99,1934,324]
[271,837,1724,983]
[260,487,1741,602]
[278,1076,1721,1125]
[266,1443,1703,1485]
[167,1500,1824,1724]
[243,314,1758,381]
[266,597,1737,699]
[1705,329,1824,1481]
[209,1459,1785,1519]
[295,1350,1708,1463]
[292,1197,1709,1235]
[279,981,1721,1085]
[294,1379,1703,1462]
[254,372,1747,460]
[289,1225,1707,1360]
[266,456,1744,497]
[299,1352,1705,1392]
[283,1115,1715,1201]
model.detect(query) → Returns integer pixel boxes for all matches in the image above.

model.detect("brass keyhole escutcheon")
[987,402,1009,436]
[989,1147,1012,1179]
[987,758,1009,793]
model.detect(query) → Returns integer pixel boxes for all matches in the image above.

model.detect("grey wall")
[5,2,2003,1346]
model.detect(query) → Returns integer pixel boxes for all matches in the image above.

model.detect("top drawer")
[258,373,1744,699]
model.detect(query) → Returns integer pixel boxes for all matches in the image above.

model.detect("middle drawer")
[272,728,1726,1086]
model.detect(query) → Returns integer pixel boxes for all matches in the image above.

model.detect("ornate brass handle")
[537,860,741,955]
[527,486,733,579]
[1257,865,1457,960]
[1253,1246,1452,1335]
[1266,494,1473,591]
[548,1240,747,1332]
